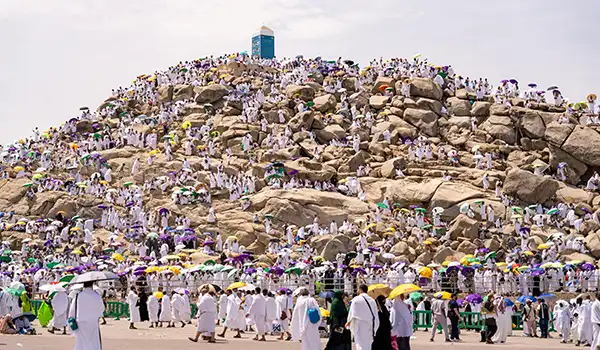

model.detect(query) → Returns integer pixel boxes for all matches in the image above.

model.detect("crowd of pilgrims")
[0,52,599,348]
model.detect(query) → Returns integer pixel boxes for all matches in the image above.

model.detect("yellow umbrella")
[388,284,422,300]
[435,291,452,300]
[227,281,247,290]
[182,121,192,130]
[149,149,161,156]
[70,227,81,232]
[441,261,450,267]
[418,267,433,279]
[320,307,330,318]
[13,166,24,172]
[165,255,180,260]
[145,266,159,273]
[72,249,83,255]
[423,240,433,245]
[538,243,552,250]
[367,284,391,298]
[111,253,124,262]
[153,291,163,299]
[169,266,181,275]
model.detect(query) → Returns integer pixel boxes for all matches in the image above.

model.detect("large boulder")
[544,121,574,147]
[320,238,346,261]
[480,115,516,144]
[471,102,492,117]
[315,124,346,143]
[369,96,390,109]
[520,110,546,139]
[502,168,559,203]
[372,76,396,94]
[447,97,471,116]
[313,94,337,112]
[407,78,443,100]
[285,85,315,101]
[403,108,439,137]
[448,215,480,240]
[194,84,229,104]
[173,84,194,101]
[288,111,314,132]
[380,157,406,178]
[561,126,600,166]
[585,231,600,259]
[432,247,456,263]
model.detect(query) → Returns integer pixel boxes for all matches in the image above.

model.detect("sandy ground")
[0,320,579,350]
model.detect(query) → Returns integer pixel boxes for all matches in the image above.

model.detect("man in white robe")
[126,288,141,329]
[217,290,228,325]
[159,293,173,327]
[69,281,105,350]
[171,291,188,328]
[48,290,69,334]
[218,289,243,338]
[590,293,600,350]
[276,289,292,340]
[576,297,592,346]
[346,284,380,350]
[189,288,217,343]
[391,294,413,350]
[147,293,160,328]
[247,287,267,341]
[291,288,321,350]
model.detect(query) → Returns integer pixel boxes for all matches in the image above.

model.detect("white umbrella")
[459,203,470,214]
[39,283,67,293]
[68,271,118,285]
[432,207,444,215]
[240,284,255,291]
[22,238,32,243]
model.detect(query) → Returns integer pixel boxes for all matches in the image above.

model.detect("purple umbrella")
[476,248,489,254]
[117,271,128,277]
[270,267,284,276]
[98,204,109,209]
[159,208,169,215]
[501,79,509,84]
[465,294,483,304]
[371,264,383,269]
[531,269,545,277]
[159,234,171,241]
[133,270,145,276]
[456,298,465,307]
[519,227,530,233]
[351,268,366,275]
[582,263,595,271]
[245,268,257,274]
[509,79,518,84]
[368,247,380,252]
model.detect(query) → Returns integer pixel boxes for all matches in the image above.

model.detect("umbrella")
[320,307,330,318]
[435,291,452,300]
[547,86,559,91]
[418,266,433,278]
[319,291,335,299]
[538,293,556,301]
[39,283,67,293]
[68,271,118,285]
[59,274,75,283]
[465,294,483,304]
[153,291,164,300]
[484,251,497,261]
[517,295,537,303]
[409,292,423,302]
[388,284,421,300]
[367,284,391,298]
[14,312,36,322]
[227,281,247,290]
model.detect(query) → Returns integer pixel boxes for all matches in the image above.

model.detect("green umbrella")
[22,183,34,187]
[285,267,302,276]
[5,288,22,296]
[484,251,497,261]
[0,256,11,263]
[377,202,389,209]
[59,274,75,283]
[422,224,433,230]
[306,101,315,107]
[409,292,423,301]
[120,111,127,118]
[27,257,36,264]
[92,133,102,140]
[46,261,60,269]
[415,208,427,213]
[264,214,274,219]
[267,174,282,180]
[123,181,133,187]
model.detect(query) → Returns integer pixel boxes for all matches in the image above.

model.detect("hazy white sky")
[1,0,598,144]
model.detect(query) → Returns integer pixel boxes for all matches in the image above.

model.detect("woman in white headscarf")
[491,295,508,343]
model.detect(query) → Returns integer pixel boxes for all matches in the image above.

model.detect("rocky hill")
[1,56,599,265]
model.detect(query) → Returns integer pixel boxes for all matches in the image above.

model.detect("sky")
[1,0,599,144]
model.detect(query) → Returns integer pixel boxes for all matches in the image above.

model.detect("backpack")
[308,307,320,324]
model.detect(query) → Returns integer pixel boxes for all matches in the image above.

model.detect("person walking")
[448,293,461,342]
[325,291,351,350]
[346,285,379,350]
[430,294,450,342]
[522,299,537,337]
[391,293,413,350]
[482,293,497,344]
[537,298,550,338]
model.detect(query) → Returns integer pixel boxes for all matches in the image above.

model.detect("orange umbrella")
[378,84,390,91]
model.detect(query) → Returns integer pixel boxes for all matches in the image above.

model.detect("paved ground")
[0,320,578,350]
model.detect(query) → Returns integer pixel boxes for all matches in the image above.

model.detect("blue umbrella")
[505,298,515,307]
[538,293,556,301]
[517,295,537,304]
[319,291,335,299]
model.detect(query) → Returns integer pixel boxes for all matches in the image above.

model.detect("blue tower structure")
[251,25,275,59]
